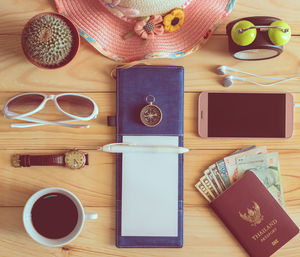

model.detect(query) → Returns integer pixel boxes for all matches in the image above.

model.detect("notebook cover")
[115,65,184,248]
[210,171,299,257]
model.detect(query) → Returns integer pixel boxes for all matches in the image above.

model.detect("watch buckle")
[11,154,21,167]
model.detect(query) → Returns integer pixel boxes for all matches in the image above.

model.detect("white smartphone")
[198,92,294,138]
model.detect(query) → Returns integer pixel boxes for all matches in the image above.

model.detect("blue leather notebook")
[115,65,184,248]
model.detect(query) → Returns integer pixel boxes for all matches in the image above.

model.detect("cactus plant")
[22,13,79,68]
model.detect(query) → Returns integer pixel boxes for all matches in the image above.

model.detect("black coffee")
[31,193,78,239]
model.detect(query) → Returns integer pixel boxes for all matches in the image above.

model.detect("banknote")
[232,145,257,154]
[216,159,231,188]
[236,152,285,206]
[195,180,214,202]
[224,146,267,184]
[200,174,219,198]
[204,169,222,195]
[209,164,226,192]
[213,146,257,188]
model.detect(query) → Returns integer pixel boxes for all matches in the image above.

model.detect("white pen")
[99,143,189,154]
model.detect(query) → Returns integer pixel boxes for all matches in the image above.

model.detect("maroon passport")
[210,171,299,257]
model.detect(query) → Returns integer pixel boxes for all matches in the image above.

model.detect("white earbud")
[223,76,250,87]
[216,65,239,75]
[223,75,300,88]
[223,75,237,87]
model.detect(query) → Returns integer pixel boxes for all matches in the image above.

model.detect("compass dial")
[140,104,162,127]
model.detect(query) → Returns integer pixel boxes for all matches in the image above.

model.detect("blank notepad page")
[121,136,179,237]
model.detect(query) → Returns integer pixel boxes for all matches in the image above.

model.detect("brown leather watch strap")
[19,154,65,167]
[12,152,89,168]
[85,154,89,165]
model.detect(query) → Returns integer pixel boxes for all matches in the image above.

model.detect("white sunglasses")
[3,93,99,128]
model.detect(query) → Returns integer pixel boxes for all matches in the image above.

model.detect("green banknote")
[236,152,285,207]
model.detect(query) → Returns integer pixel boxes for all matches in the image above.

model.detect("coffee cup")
[23,187,98,247]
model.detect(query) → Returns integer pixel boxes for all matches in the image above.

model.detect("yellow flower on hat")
[163,8,184,32]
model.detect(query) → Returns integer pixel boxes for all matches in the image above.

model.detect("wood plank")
[0,35,116,93]
[1,149,299,207]
[1,35,300,93]
[0,150,115,207]
[1,0,300,36]
[0,93,116,150]
[2,92,300,150]
[184,93,300,150]
[0,206,299,257]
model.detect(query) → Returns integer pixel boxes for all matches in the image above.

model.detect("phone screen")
[208,93,286,137]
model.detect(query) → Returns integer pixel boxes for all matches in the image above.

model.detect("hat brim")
[55,0,235,62]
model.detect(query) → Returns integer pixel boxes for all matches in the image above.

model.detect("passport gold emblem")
[239,201,264,226]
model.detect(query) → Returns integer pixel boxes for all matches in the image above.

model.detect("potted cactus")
[22,12,79,69]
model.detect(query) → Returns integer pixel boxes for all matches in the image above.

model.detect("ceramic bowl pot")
[21,12,79,69]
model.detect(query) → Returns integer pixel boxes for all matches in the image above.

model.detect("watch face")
[65,151,86,169]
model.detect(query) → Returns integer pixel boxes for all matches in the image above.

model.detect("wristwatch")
[11,150,88,169]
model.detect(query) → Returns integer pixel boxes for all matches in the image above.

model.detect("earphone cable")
[248,76,300,87]
[234,69,293,80]
[294,103,300,108]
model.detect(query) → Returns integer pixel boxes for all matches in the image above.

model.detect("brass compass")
[140,95,162,127]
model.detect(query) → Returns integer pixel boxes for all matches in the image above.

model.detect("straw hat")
[55,0,235,62]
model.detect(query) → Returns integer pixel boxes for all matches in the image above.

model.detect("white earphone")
[216,65,300,87]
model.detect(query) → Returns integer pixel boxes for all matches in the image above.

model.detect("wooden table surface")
[1,1,300,256]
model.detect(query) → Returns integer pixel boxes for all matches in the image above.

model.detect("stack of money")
[195,146,285,206]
